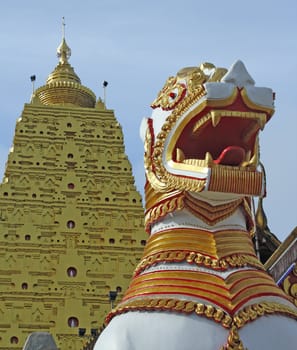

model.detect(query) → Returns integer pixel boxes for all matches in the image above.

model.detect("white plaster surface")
[222,60,255,87]
[240,315,297,350]
[95,312,297,350]
[94,312,228,350]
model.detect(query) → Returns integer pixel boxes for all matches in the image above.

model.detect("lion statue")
[95,60,297,350]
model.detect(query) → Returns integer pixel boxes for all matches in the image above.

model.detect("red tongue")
[214,146,246,166]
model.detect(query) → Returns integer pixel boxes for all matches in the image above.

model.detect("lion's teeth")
[211,111,221,127]
[258,114,266,130]
[240,150,252,167]
[176,148,185,162]
[205,152,213,165]
[182,153,213,167]
[245,150,251,162]
[183,159,204,166]
[249,153,258,165]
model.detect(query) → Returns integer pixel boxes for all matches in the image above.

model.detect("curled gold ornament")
[282,264,297,306]
[145,86,207,193]
[106,297,297,340]
[220,325,247,350]
[105,295,297,350]
[232,302,297,329]
[145,185,255,234]
[134,250,264,276]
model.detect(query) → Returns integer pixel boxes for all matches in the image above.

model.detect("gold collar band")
[135,228,263,275]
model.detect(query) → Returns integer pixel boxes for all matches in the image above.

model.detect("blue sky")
[0,0,296,241]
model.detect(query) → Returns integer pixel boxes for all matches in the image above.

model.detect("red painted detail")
[172,93,267,165]
[163,86,187,111]
[147,118,156,174]
[214,146,245,166]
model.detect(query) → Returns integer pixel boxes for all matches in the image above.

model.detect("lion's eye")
[163,84,186,110]
[151,78,187,111]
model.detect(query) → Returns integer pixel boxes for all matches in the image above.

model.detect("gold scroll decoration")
[282,262,297,306]
[134,228,264,275]
[106,298,297,350]
[220,325,247,350]
[144,183,255,234]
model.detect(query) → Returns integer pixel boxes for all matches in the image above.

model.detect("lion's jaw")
[141,60,274,197]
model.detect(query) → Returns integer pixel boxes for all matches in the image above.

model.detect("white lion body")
[95,312,297,350]
[95,61,297,349]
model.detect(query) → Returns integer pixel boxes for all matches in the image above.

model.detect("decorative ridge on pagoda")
[34,18,96,108]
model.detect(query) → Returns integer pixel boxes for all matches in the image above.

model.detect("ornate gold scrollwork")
[220,325,247,350]
[105,297,296,350]
[134,227,264,276]
[145,80,207,193]
[135,250,264,276]
[106,298,297,330]
[282,262,297,306]
[151,76,187,111]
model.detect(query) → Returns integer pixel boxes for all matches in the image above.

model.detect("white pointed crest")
[222,60,255,88]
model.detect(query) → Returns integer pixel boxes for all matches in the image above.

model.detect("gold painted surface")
[0,88,146,348]
[142,228,255,256]
[282,262,297,306]
[151,76,187,110]
[144,182,182,213]
[208,167,263,196]
[35,83,96,108]
[106,297,297,329]
[144,194,184,231]
[145,191,243,228]
[184,194,243,225]
[34,37,96,108]
[135,249,264,275]
[144,81,208,193]
[144,184,255,233]
[151,63,227,111]
[122,269,289,313]
[264,227,297,272]
[220,325,247,350]
[135,228,262,274]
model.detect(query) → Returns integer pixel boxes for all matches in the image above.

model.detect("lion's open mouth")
[173,110,266,169]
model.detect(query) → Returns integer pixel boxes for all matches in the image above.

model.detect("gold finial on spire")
[34,17,96,107]
[57,17,71,64]
[62,16,66,38]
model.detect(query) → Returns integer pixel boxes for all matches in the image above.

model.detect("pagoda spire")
[0,28,146,349]
[32,18,98,107]
[56,17,71,64]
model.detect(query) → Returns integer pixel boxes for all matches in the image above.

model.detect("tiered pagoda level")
[0,37,146,350]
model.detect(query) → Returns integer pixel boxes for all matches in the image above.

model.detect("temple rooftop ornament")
[0,24,146,349]
[57,17,71,65]
[33,18,96,107]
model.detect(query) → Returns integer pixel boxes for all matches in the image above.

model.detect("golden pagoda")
[0,29,146,349]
